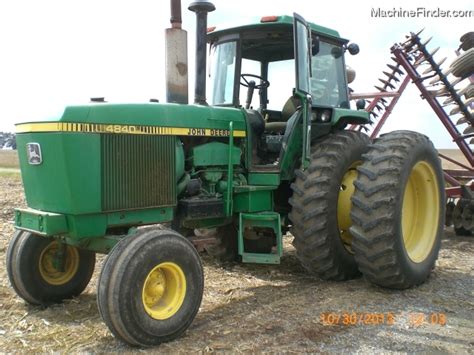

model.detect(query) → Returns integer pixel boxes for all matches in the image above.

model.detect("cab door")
[293,13,312,168]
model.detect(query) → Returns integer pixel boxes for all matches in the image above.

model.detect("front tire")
[97,227,204,347]
[6,230,95,304]
[289,130,370,280]
[351,131,445,289]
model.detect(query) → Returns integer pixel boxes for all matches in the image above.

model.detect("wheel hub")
[337,164,360,253]
[38,241,79,285]
[142,262,186,320]
[402,161,439,263]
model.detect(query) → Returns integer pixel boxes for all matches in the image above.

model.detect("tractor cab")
[207,15,361,172]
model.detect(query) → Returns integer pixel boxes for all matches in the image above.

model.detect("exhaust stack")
[188,1,215,105]
[165,0,188,104]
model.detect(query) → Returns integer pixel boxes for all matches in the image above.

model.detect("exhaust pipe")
[165,0,188,104]
[189,1,215,105]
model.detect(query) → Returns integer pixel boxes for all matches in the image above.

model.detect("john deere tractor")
[7,1,445,347]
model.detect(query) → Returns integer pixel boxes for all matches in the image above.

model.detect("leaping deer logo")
[26,143,42,165]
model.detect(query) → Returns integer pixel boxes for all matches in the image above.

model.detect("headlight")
[320,110,332,122]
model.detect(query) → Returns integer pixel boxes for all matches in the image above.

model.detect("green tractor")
[7,2,445,347]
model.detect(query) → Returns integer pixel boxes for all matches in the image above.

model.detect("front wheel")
[97,227,204,347]
[6,230,95,304]
[351,131,445,289]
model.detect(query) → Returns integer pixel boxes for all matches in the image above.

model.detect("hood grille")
[101,134,176,211]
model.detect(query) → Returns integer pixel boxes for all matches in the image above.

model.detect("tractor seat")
[281,96,302,121]
[265,96,302,133]
[265,122,287,133]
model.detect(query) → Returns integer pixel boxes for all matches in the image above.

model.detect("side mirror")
[347,43,360,55]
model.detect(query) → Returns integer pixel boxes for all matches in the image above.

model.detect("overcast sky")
[0,0,472,147]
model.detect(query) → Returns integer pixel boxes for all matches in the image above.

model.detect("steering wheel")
[240,74,270,89]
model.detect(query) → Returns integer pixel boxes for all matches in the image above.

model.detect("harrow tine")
[428,69,453,85]
[414,55,427,66]
[442,102,456,108]
[470,138,474,144]
[413,28,425,37]
[403,45,420,54]
[421,57,447,75]
[463,125,474,135]
[422,66,436,75]
[375,85,387,92]
[435,86,448,95]
[456,116,469,125]
[429,47,440,57]
[401,36,415,46]
[387,64,404,75]
[450,106,461,115]
[428,76,441,85]
[436,56,447,67]
[415,47,440,67]
[443,96,455,105]
[420,36,433,47]
[383,71,401,82]
[379,78,396,90]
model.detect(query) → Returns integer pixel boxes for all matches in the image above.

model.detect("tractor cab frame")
[207,14,368,171]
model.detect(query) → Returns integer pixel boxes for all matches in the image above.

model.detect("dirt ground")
[0,175,473,353]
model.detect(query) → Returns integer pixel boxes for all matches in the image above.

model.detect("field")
[0,150,19,170]
[0,150,473,352]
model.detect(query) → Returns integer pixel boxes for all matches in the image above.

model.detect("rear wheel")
[450,48,474,78]
[351,131,445,289]
[97,227,204,346]
[6,230,95,304]
[289,130,370,280]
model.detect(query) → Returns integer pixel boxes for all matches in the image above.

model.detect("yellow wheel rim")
[38,241,80,285]
[402,161,439,263]
[142,262,186,320]
[337,162,360,253]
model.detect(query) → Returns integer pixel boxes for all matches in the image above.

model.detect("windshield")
[311,41,349,108]
[210,41,237,105]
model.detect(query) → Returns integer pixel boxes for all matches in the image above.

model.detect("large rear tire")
[6,230,95,304]
[97,227,204,347]
[289,130,370,280]
[351,131,445,289]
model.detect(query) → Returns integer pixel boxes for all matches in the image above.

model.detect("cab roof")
[207,15,345,43]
